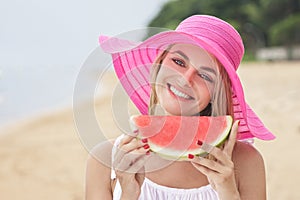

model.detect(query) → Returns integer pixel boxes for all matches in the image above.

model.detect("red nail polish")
[188,154,194,159]
[133,129,139,134]
[143,144,150,149]
[141,138,148,143]
[197,140,203,146]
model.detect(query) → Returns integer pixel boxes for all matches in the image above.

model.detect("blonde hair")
[148,47,171,114]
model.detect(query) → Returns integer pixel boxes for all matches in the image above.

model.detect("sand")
[0,61,299,200]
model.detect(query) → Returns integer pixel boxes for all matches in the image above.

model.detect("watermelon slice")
[130,115,233,160]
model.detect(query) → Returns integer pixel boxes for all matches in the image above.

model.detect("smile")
[167,83,194,100]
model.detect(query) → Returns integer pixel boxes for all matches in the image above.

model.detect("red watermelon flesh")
[130,115,233,160]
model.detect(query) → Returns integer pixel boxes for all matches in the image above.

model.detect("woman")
[85,15,275,200]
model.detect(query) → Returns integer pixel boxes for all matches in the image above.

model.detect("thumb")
[224,120,239,157]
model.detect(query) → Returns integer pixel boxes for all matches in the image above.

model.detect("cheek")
[154,74,165,102]
[194,82,214,101]
[160,59,182,74]
[155,65,178,85]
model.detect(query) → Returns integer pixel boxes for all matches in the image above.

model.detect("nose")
[182,67,197,86]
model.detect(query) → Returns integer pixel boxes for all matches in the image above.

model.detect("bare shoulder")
[87,139,115,167]
[85,140,115,200]
[232,141,265,167]
[232,141,266,199]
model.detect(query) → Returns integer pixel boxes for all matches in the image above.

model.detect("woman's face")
[155,44,218,116]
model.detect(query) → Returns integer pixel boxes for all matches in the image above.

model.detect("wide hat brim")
[99,31,275,141]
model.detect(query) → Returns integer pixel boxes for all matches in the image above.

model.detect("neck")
[151,104,170,115]
[145,155,209,189]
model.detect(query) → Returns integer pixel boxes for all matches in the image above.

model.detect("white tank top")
[111,135,220,200]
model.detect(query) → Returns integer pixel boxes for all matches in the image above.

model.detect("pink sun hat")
[99,15,275,141]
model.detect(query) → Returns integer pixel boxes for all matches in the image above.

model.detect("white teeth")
[169,85,191,99]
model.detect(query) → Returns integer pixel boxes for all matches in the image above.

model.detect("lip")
[167,83,195,101]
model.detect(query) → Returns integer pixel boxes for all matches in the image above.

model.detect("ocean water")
[0,64,102,128]
[0,45,117,129]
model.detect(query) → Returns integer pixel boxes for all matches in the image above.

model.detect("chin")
[163,105,199,116]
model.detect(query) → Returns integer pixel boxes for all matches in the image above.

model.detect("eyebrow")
[199,66,217,76]
[171,50,217,76]
[171,50,190,61]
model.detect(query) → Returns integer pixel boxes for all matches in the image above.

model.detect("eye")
[198,73,213,83]
[172,58,185,67]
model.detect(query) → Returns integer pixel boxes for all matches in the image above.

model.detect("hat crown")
[175,15,244,71]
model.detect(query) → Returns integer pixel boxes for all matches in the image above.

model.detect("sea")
[0,63,107,129]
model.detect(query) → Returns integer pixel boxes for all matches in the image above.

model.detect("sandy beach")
[1,61,299,200]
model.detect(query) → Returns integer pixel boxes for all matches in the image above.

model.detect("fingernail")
[143,144,150,149]
[133,129,139,134]
[146,150,151,155]
[237,120,240,125]
[188,154,194,159]
[197,140,203,146]
[141,138,148,143]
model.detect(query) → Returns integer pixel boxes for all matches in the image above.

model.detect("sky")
[0,0,168,66]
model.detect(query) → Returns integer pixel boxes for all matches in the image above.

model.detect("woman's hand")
[113,134,150,200]
[189,120,240,200]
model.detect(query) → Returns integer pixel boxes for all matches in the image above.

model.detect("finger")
[191,158,219,178]
[128,154,149,173]
[223,120,239,157]
[117,137,145,156]
[199,142,229,165]
[191,161,228,190]
[191,161,211,175]
[115,138,147,165]
[118,128,140,146]
[115,148,149,173]
[203,146,232,166]
[128,128,139,137]
[114,137,137,165]
[121,138,145,151]
[119,134,136,146]
[190,156,224,174]
[199,141,233,166]
[115,150,142,172]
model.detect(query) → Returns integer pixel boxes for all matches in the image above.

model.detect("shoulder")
[232,141,265,166]
[232,141,266,198]
[232,141,266,175]
[87,139,115,167]
[85,140,115,199]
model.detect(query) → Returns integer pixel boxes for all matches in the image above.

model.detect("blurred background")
[0,0,299,199]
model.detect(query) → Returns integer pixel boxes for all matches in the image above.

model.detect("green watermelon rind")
[130,115,233,161]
